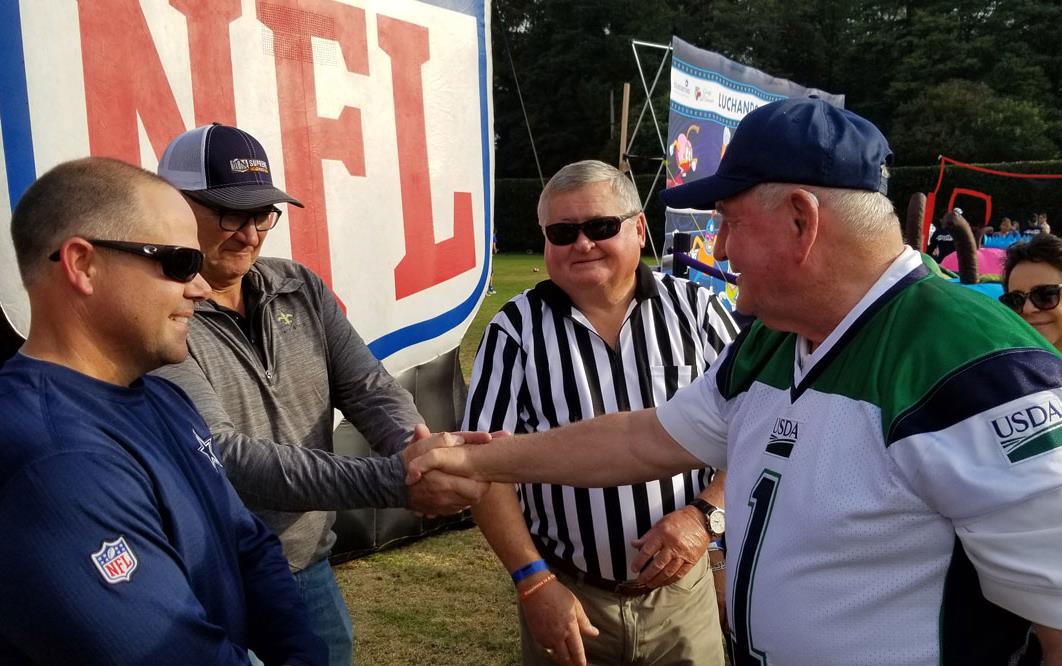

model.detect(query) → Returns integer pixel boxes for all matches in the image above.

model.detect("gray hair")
[753,183,898,237]
[11,157,169,288]
[537,160,641,225]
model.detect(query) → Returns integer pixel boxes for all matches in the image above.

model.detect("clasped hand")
[400,425,497,516]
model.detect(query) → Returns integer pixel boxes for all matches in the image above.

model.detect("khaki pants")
[518,555,725,666]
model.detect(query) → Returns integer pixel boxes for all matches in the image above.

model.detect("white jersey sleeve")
[889,368,1062,628]
[655,341,733,470]
[958,487,1062,628]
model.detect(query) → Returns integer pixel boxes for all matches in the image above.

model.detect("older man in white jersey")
[413,98,1062,666]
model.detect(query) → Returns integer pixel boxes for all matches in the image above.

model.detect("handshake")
[398,425,502,517]
[397,410,646,516]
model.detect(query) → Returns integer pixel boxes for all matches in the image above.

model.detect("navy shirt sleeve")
[0,450,253,664]
[236,510,328,665]
[0,449,325,665]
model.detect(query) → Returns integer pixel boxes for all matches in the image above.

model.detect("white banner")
[664,36,841,310]
[0,0,493,373]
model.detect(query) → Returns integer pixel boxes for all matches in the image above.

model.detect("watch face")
[708,510,725,535]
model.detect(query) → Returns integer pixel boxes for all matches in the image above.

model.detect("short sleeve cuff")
[979,574,1062,629]
[958,487,1062,629]
[656,381,727,470]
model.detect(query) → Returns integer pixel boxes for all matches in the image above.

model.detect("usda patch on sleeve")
[988,394,1062,464]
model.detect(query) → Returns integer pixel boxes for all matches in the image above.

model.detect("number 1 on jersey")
[731,469,782,666]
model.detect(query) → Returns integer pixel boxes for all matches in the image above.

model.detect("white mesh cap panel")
[157,125,210,191]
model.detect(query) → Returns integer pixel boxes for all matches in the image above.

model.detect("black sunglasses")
[216,206,282,232]
[543,211,640,246]
[999,283,1062,313]
[49,239,204,283]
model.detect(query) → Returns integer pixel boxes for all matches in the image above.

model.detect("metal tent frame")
[621,39,673,266]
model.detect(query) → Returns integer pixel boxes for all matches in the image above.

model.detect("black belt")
[542,552,652,597]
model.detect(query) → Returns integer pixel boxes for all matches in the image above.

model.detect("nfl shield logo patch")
[91,536,138,584]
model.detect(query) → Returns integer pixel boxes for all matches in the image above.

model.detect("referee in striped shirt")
[465,160,738,666]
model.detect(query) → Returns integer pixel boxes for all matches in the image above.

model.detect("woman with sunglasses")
[1001,234,1062,351]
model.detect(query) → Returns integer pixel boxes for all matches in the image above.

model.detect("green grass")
[336,528,521,665]
[460,253,547,380]
[336,254,546,665]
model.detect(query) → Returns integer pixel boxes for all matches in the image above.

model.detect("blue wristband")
[511,559,549,584]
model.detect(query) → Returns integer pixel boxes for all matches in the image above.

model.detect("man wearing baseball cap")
[153,124,489,665]
[406,97,1062,665]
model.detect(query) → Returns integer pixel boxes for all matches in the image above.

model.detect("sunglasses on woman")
[49,239,204,283]
[543,211,640,246]
[999,283,1062,314]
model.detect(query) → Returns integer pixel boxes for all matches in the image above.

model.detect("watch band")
[689,498,716,517]
[689,498,724,536]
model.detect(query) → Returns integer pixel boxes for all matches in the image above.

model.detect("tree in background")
[492,0,678,178]
[492,0,1062,176]
[891,80,1057,164]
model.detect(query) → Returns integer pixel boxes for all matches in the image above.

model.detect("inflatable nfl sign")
[0,0,493,374]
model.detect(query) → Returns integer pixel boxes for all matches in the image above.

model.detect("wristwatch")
[689,498,725,536]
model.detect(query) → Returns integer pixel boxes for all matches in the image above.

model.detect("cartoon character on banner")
[687,214,739,308]
[668,125,700,187]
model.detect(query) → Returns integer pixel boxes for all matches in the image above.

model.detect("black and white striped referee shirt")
[463,262,738,582]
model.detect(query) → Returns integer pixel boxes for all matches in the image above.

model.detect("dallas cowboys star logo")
[194,430,223,472]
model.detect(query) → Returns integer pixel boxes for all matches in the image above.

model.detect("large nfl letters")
[0,0,493,373]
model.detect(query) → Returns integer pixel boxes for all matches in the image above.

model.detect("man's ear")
[636,213,646,249]
[789,189,819,264]
[55,238,98,296]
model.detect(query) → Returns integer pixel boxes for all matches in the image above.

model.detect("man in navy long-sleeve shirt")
[0,157,325,665]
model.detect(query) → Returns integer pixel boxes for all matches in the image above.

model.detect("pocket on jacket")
[649,364,695,401]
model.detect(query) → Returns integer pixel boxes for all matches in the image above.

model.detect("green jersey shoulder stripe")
[715,323,793,400]
[717,266,1059,444]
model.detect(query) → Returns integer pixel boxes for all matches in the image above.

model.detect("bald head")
[10,157,171,288]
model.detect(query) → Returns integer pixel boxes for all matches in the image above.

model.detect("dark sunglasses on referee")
[49,239,204,283]
[999,284,1062,314]
[543,211,641,246]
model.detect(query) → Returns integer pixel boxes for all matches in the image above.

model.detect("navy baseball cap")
[158,123,303,210]
[660,97,893,210]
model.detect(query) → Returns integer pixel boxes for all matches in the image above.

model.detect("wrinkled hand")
[630,505,709,588]
[404,430,496,486]
[522,576,598,666]
[402,425,491,516]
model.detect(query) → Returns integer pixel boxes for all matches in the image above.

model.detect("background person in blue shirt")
[0,157,325,665]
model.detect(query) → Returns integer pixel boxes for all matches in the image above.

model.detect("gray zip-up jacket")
[155,257,421,570]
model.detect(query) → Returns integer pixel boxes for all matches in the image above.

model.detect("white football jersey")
[658,249,1062,665]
